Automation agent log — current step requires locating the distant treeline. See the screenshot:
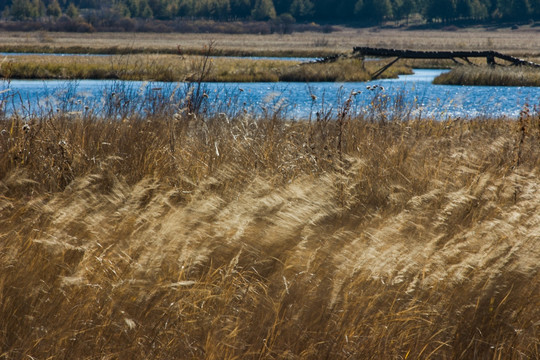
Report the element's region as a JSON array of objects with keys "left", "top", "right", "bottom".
[{"left": 0, "top": 0, "right": 539, "bottom": 32}]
